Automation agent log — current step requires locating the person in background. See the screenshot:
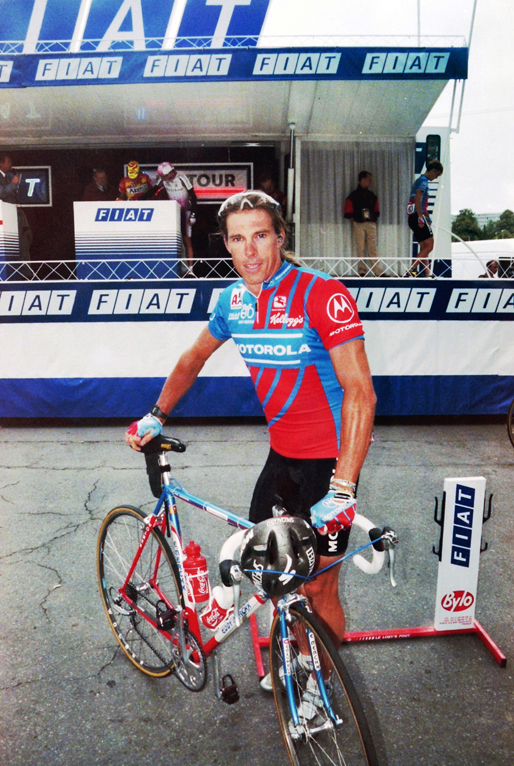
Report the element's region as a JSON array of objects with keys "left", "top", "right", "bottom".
[
  {"left": 117, "top": 161, "right": 153, "bottom": 201},
  {"left": 150, "top": 162, "right": 197, "bottom": 273},
  {"left": 0, "top": 151, "right": 33, "bottom": 264},
  {"left": 82, "top": 168, "right": 117, "bottom": 202},
  {"left": 406, "top": 159, "right": 444, "bottom": 278},
  {"left": 344, "top": 171, "right": 383, "bottom": 277},
  {"left": 257, "top": 171, "right": 286, "bottom": 213},
  {"left": 478, "top": 260, "right": 499, "bottom": 279}
]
